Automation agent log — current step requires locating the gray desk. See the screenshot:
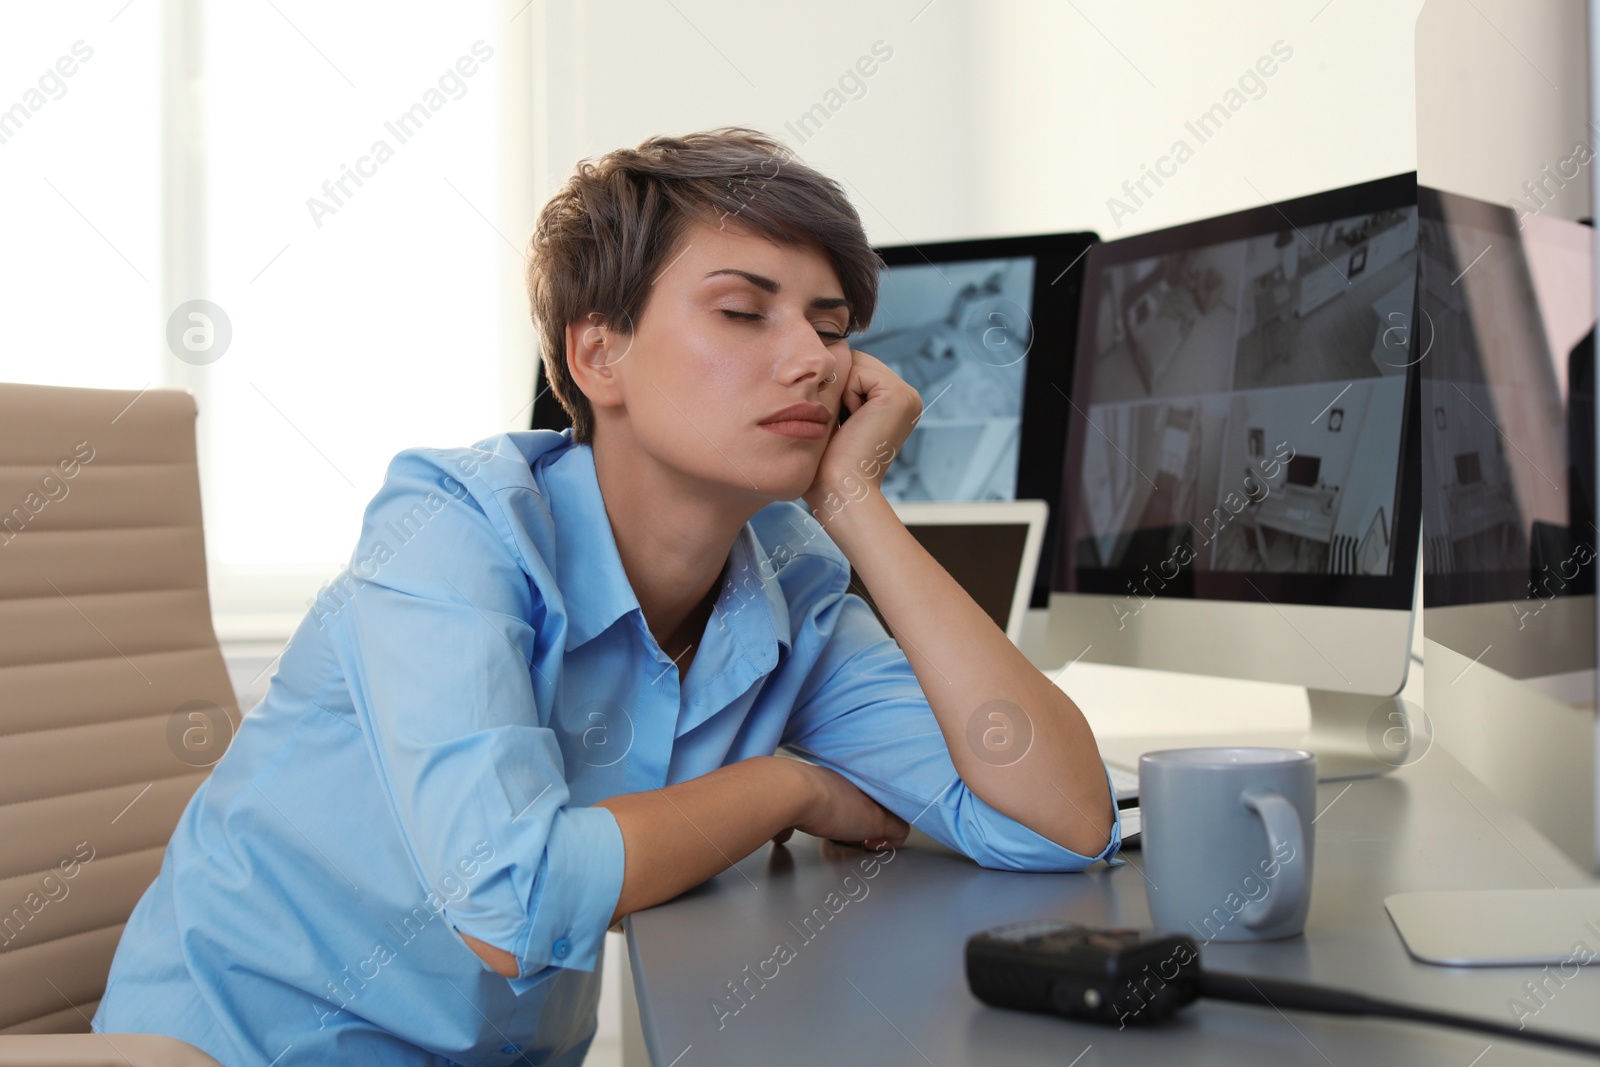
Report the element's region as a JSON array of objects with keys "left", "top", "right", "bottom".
[{"left": 624, "top": 743, "right": 1600, "bottom": 1065}]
